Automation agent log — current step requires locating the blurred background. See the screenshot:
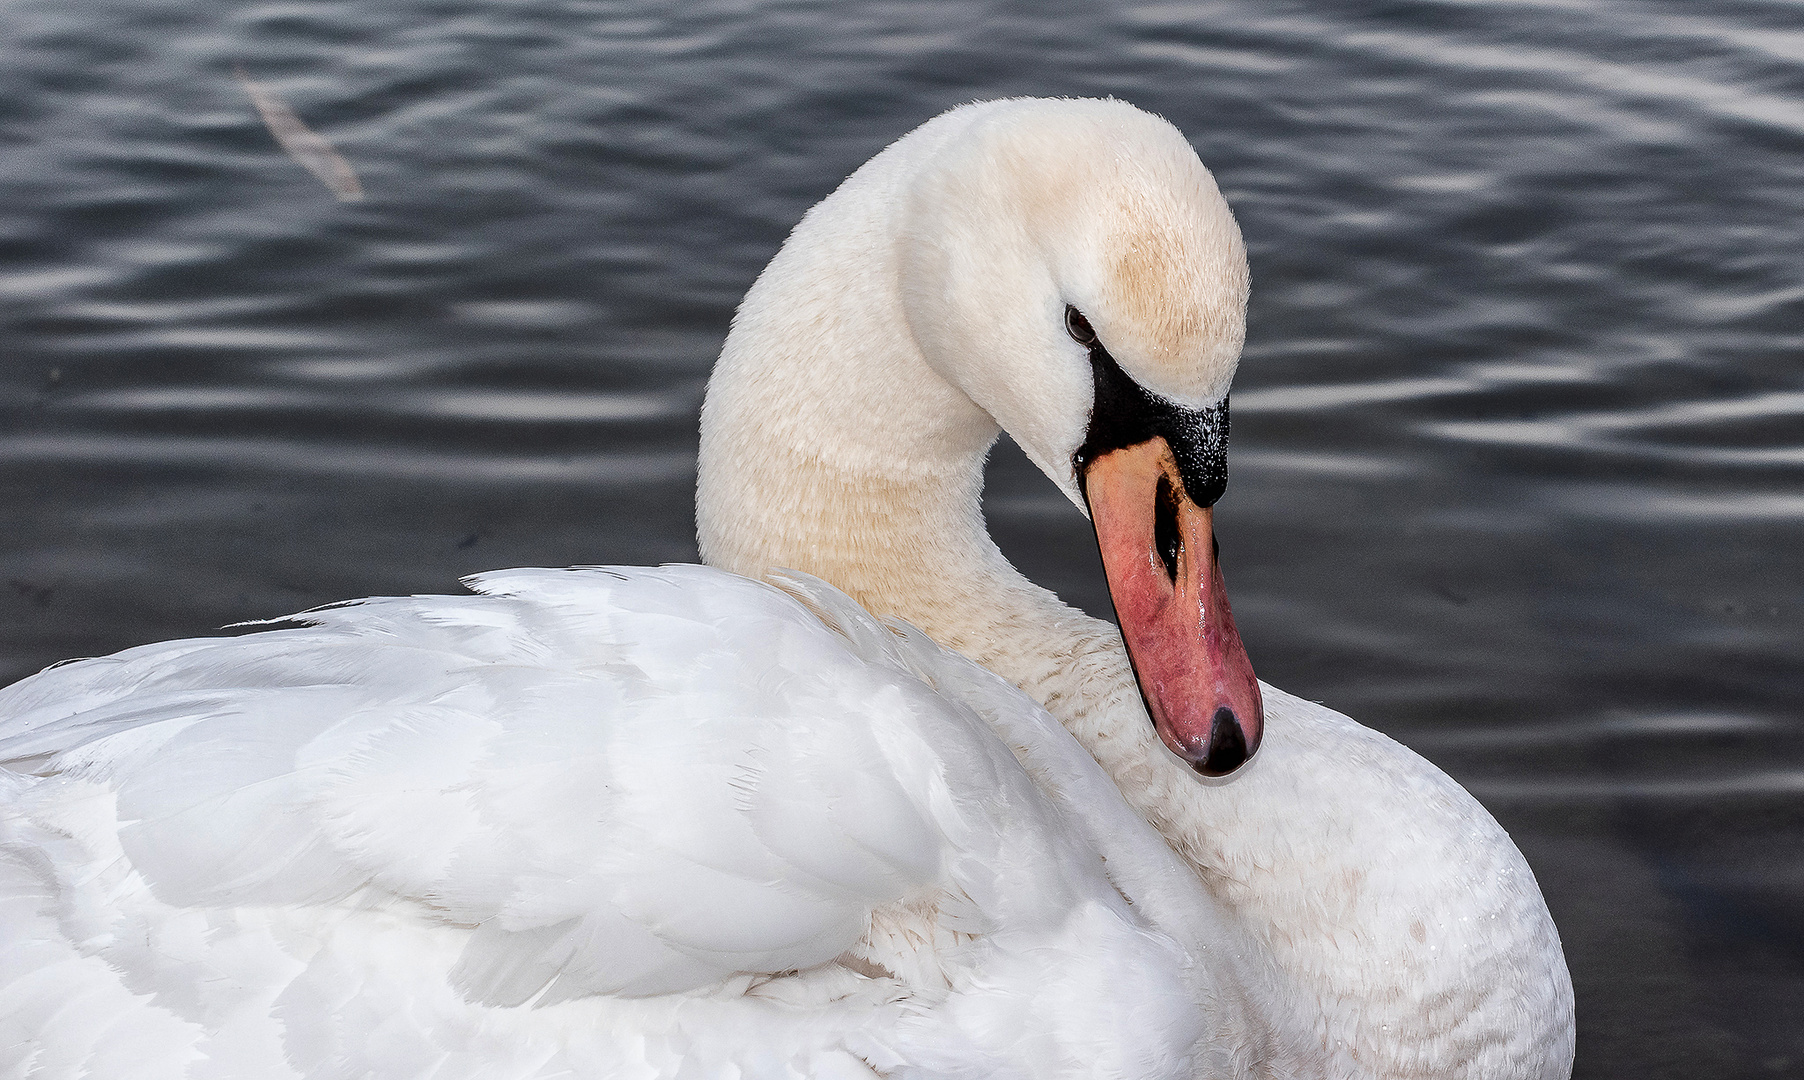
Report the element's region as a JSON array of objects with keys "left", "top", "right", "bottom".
[{"left": 2, "top": 0, "right": 1801, "bottom": 1074}]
